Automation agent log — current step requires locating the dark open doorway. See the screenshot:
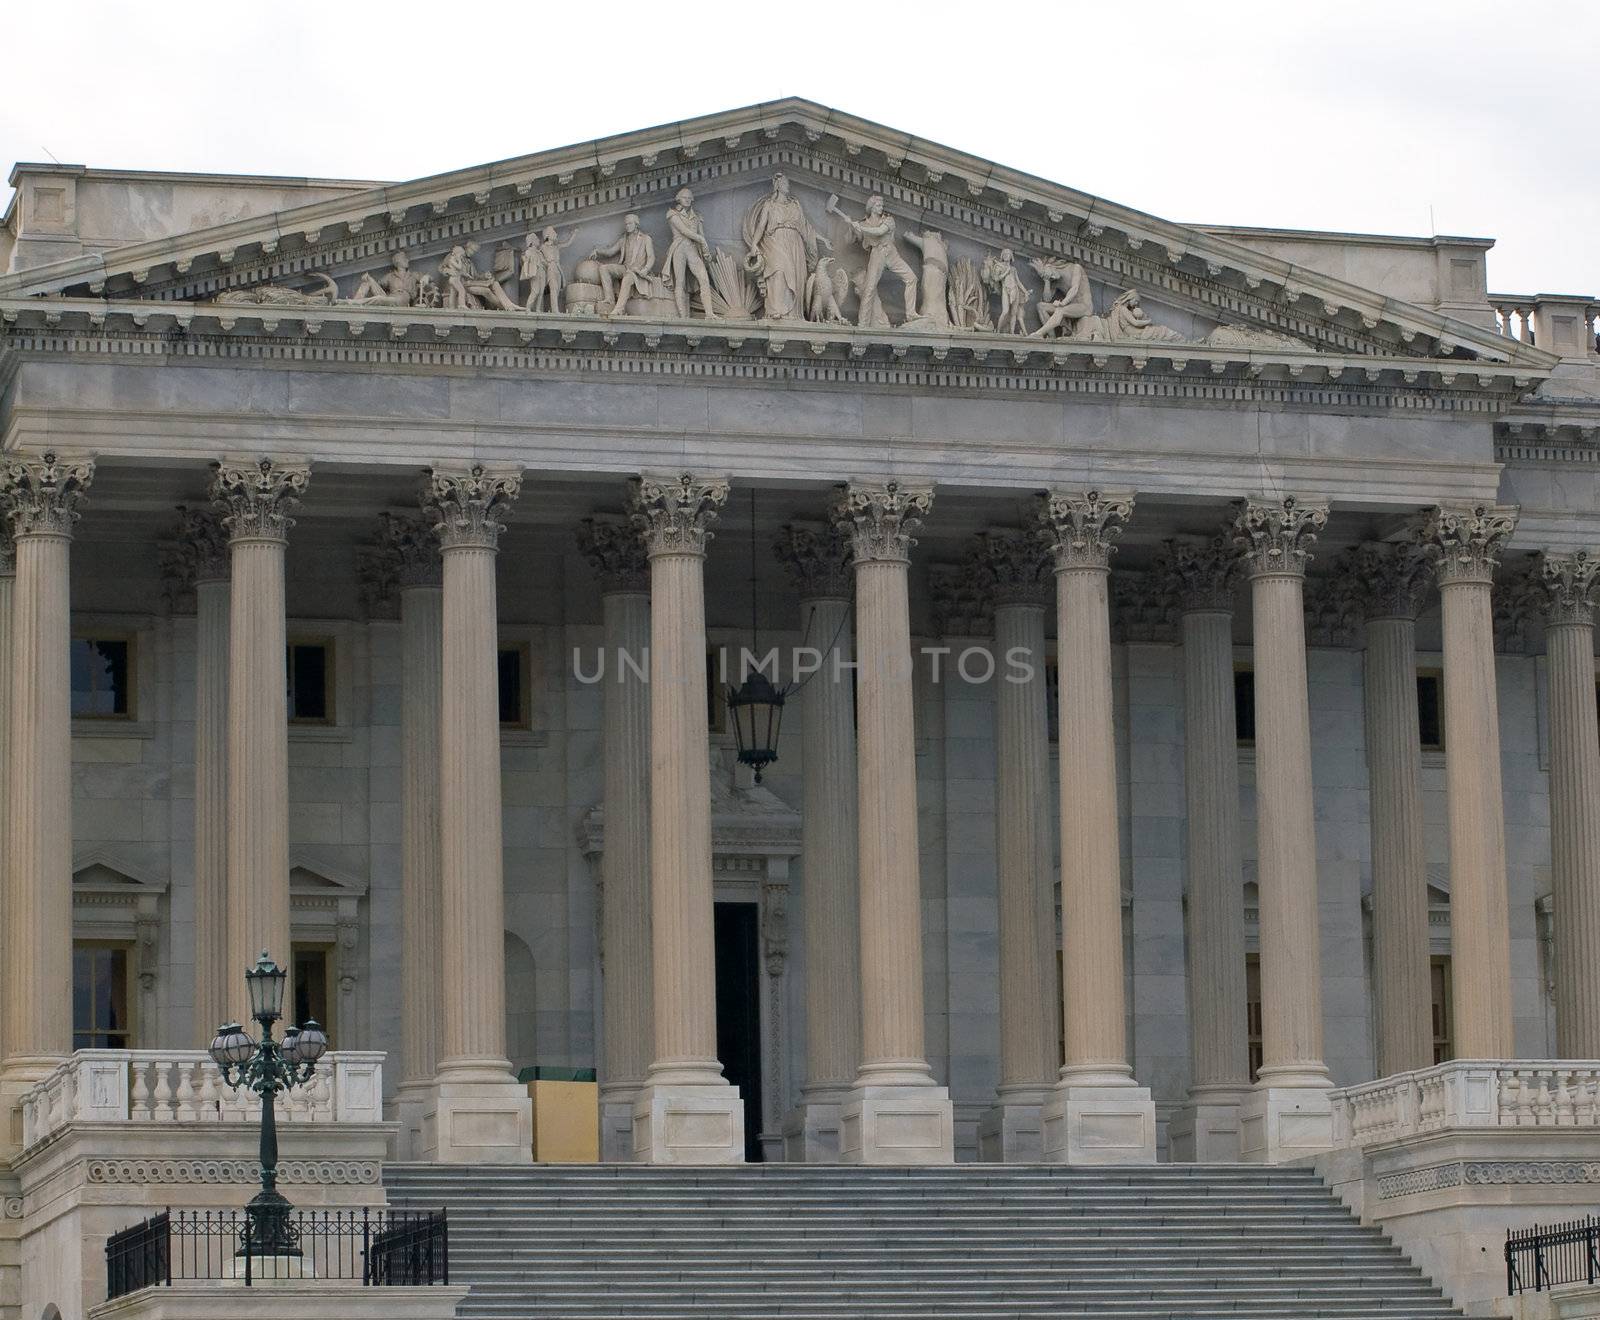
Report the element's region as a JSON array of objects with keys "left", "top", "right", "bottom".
[{"left": 714, "top": 900, "right": 764, "bottom": 1162}]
